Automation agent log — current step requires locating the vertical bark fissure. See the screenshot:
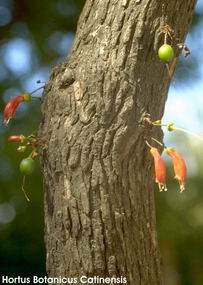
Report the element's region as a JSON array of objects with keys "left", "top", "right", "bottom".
[{"left": 40, "top": 0, "right": 196, "bottom": 284}]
